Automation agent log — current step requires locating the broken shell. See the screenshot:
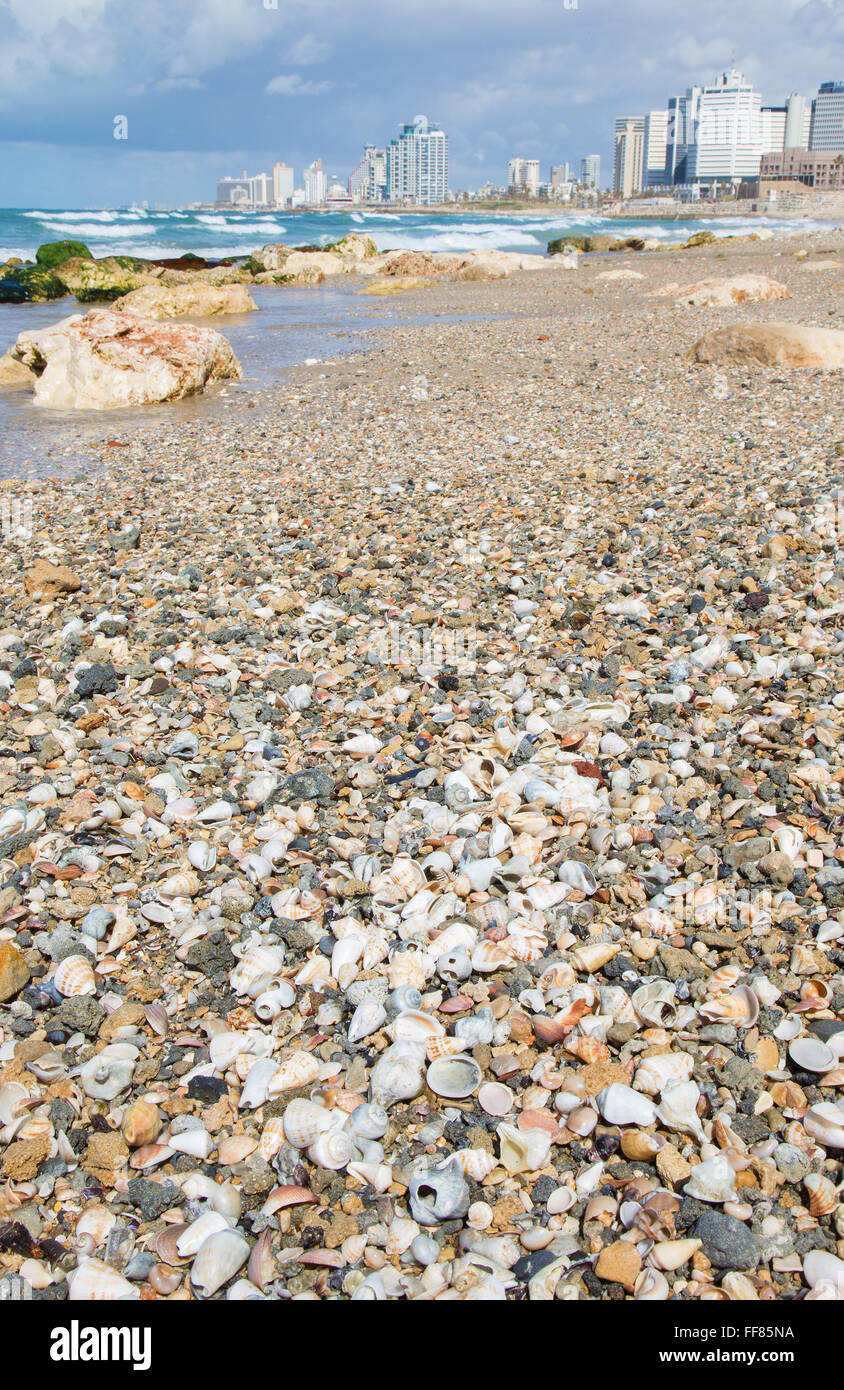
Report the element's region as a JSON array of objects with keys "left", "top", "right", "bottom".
[
  {"left": 426, "top": 1054, "right": 482, "bottom": 1100},
  {"left": 498, "top": 1123, "right": 552, "bottom": 1174},
  {"left": 634, "top": 1051, "right": 695, "bottom": 1096},
  {"left": 804, "top": 1104, "right": 844, "bottom": 1148},
  {"left": 254, "top": 982, "right": 295, "bottom": 1021},
  {"left": 67, "top": 1258, "right": 140, "bottom": 1302},
  {"left": 187, "top": 840, "right": 217, "bottom": 872},
  {"left": 408, "top": 1157, "right": 470, "bottom": 1224},
  {"left": 596, "top": 1083, "right": 657, "bottom": 1127},
  {"left": 369, "top": 1047, "right": 425, "bottom": 1108},
  {"left": 78, "top": 1044, "right": 137, "bottom": 1101},
  {"left": 632, "top": 981, "right": 678, "bottom": 1028},
  {"left": 656, "top": 1079, "right": 705, "bottom": 1145},
  {"left": 684, "top": 1153, "right": 738, "bottom": 1204}
]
